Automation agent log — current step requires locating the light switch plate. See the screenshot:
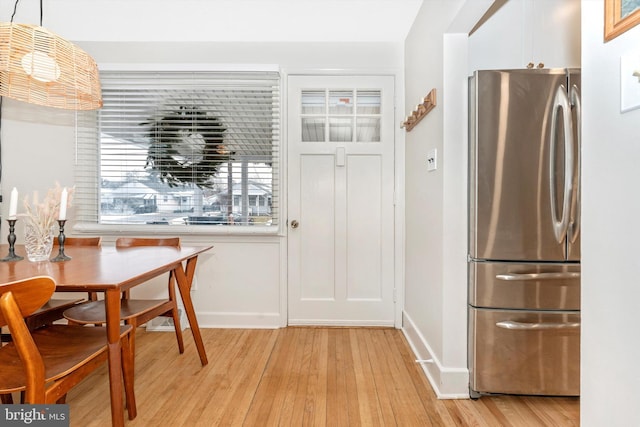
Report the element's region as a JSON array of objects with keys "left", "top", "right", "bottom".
[
  {"left": 621, "top": 52, "right": 640, "bottom": 113},
  {"left": 427, "top": 148, "right": 437, "bottom": 171}
]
